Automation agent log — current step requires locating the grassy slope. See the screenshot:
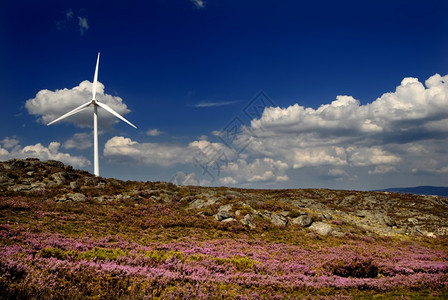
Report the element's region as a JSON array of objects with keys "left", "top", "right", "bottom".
[{"left": 0, "top": 162, "right": 447, "bottom": 299}]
